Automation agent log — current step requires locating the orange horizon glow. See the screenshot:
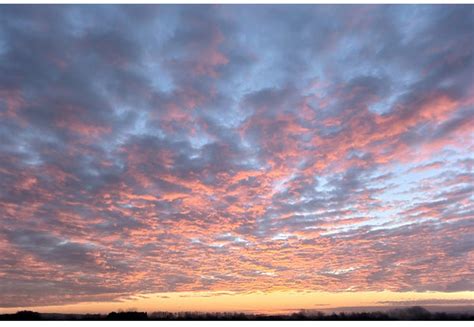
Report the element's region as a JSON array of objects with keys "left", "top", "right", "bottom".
[{"left": 2, "top": 290, "right": 474, "bottom": 315}]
